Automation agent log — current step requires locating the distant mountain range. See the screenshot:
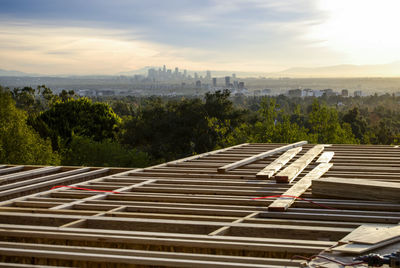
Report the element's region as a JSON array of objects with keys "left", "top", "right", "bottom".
[
  {"left": 2, "top": 61, "right": 400, "bottom": 78},
  {"left": 276, "top": 61, "right": 400, "bottom": 77},
  {"left": 0, "top": 69, "right": 40, "bottom": 77}
]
